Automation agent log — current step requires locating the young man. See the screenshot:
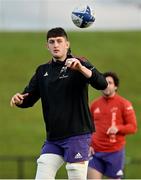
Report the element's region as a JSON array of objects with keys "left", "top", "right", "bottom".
[
  {"left": 88, "top": 72, "right": 137, "bottom": 179},
  {"left": 10, "top": 27, "right": 107, "bottom": 179}
]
